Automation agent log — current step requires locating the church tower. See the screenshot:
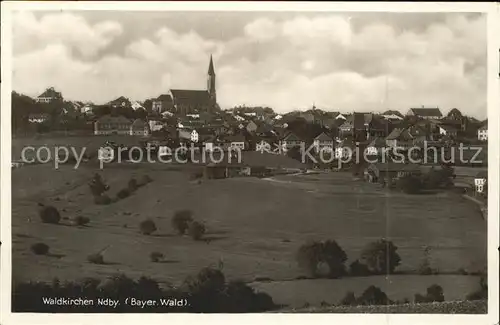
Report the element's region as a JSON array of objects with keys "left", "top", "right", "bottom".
[{"left": 207, "top": 55, "right": 216, "bottom": 102}]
